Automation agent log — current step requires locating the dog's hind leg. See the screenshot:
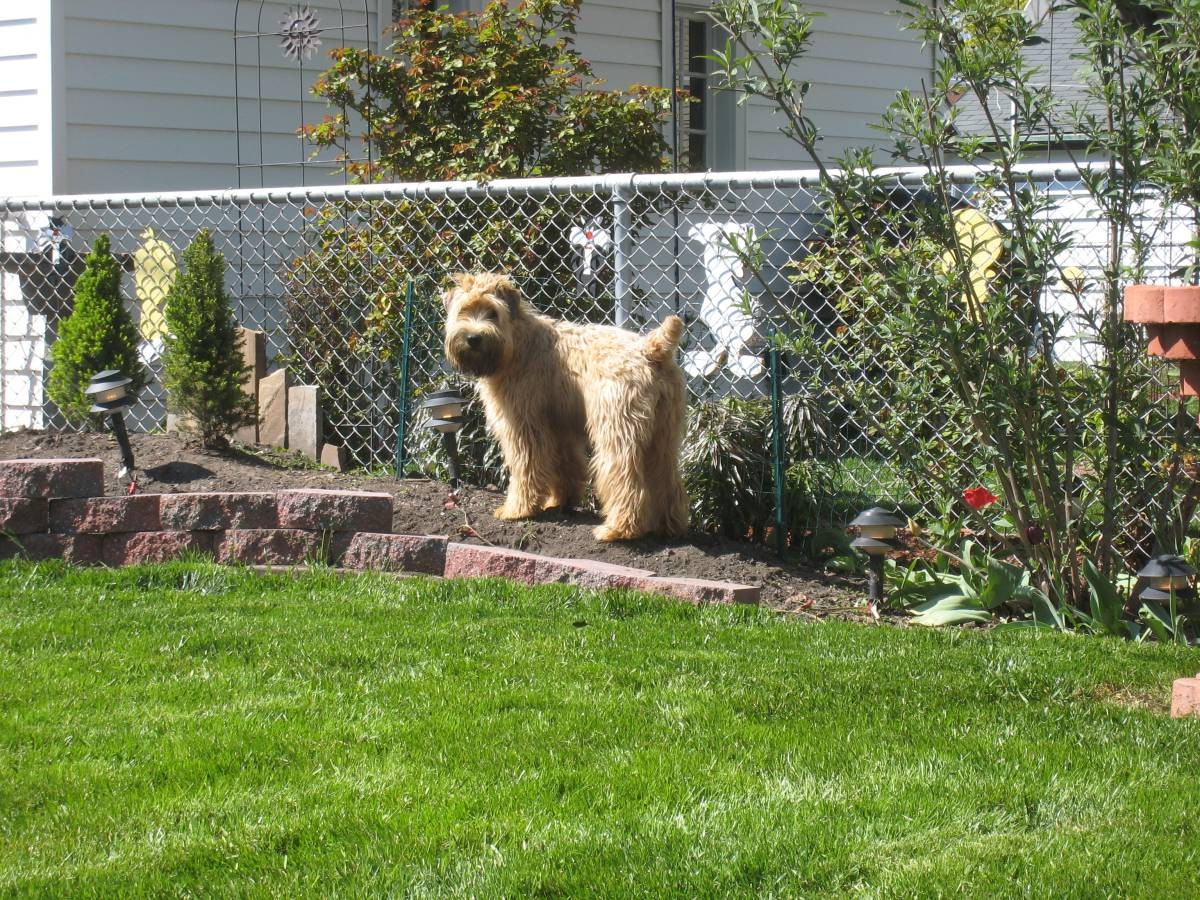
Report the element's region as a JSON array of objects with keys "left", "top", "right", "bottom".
[
  {"left": 588, "top": 398, "right": 654, "bottom": 541},
  {"left": 544, "top": 435, "right": 588, "bottom": 511}
]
